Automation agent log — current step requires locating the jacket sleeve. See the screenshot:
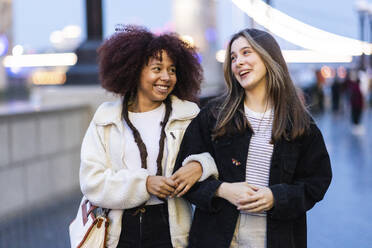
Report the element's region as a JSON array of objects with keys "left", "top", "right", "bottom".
[
  {"left": 79, "top": 121, "right": 151, "bottom": 210},
  {"left": 174, "top": 108, "right": 223, "bottom": 212},
  {"left": 181, "top": 152, "right": 219, "bottom": 181},
  {"left": 268, "top": 125, "right": 332, "bottom": 220}
]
